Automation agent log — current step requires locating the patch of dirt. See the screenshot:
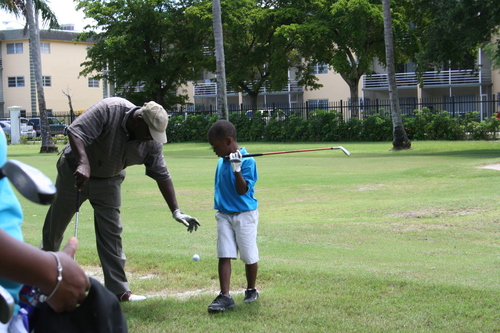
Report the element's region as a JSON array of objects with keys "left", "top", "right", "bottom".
[
  {"left": 80, "top": 265, "right": 230, "bottom": 299},
  {"left": 391, "top": 208, "right": 481, "bottom": 219},
  {"left": 357, "top": 184, "right": 386, "bottom": 191},
  {"left": 478, "top": 164, "right": 500, "bottom": 171}
]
